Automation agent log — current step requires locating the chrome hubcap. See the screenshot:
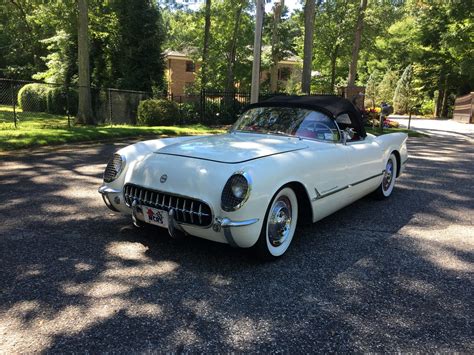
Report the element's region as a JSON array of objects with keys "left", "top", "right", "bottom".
[
  {"left": 383, "top": 159, "right": 394, "bottom": 191},
  {"left": 268, "top": 197, "right": 292, "bottom": 247}
]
